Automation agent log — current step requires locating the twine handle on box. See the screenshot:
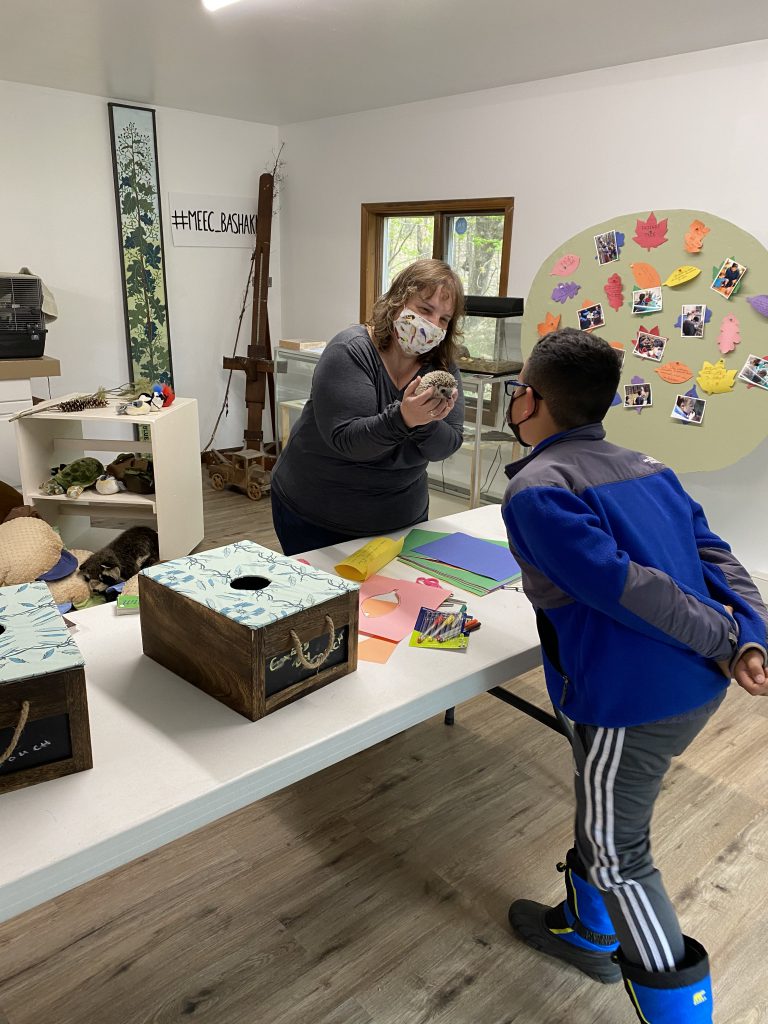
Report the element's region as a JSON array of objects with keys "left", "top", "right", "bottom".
[
  {"left": 0, "top": 700, "right": 30, "bottom": 766},
  {"left": 289, "top": 616, "right": 336, "bottom": 670}
]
